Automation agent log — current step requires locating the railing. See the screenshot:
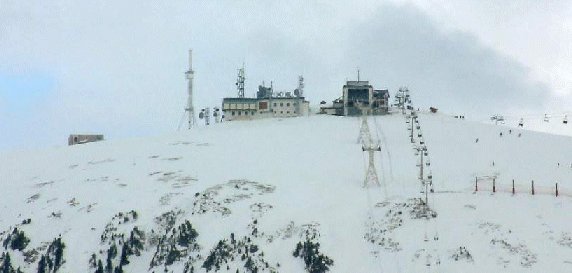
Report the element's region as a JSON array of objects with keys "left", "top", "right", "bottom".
[{"left": 473, "top": 177, "right": 567, "bottom": 197}]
